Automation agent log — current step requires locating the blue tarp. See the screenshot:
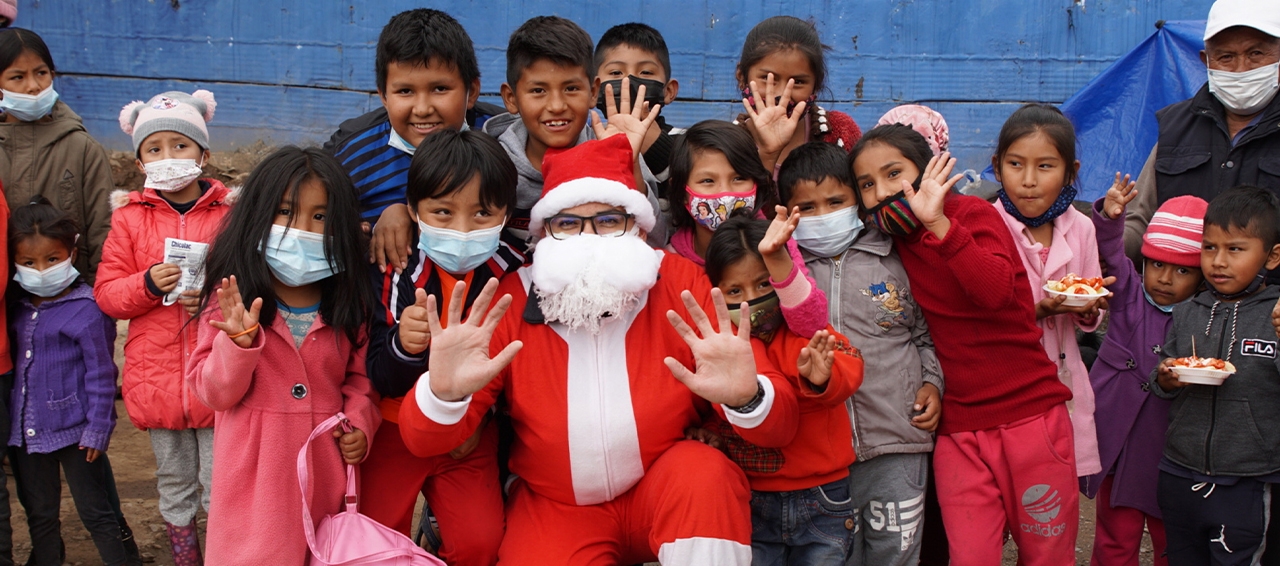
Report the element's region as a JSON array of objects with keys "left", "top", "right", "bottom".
[{"left": 983, "top": 20, "right": 1208, "bottom": 203}]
